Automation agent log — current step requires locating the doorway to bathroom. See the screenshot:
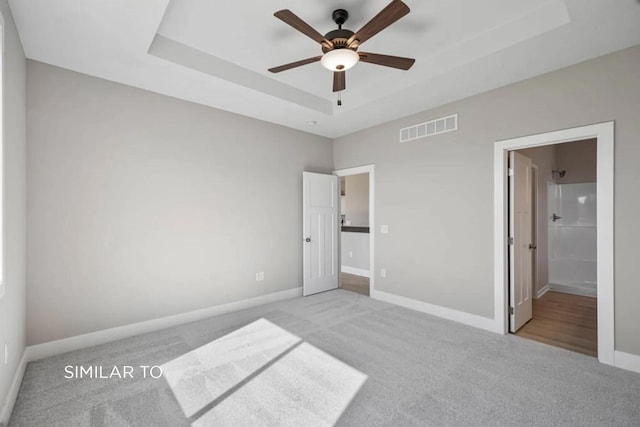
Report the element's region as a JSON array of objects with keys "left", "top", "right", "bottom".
[
  {"left": 494, "top": 122, "right": 614, "bottom": 365},
  {"left": 511, "top": 139, "right": 598, "bottom": 356},
  {"left": 334, "top": 165, "right": 375, "bottom": 297}
]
